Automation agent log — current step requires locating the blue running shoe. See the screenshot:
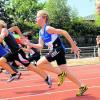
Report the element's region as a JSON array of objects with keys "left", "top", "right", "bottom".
[{"left": 45, "top": 75, "right": 52, "bottom": 88}]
